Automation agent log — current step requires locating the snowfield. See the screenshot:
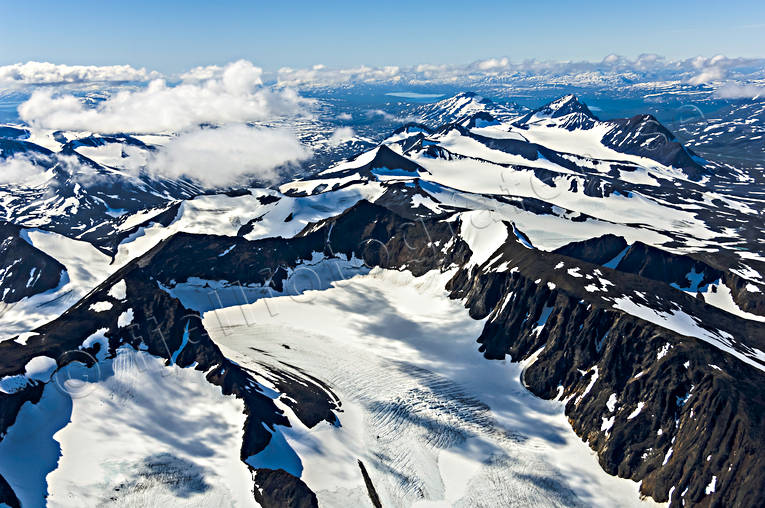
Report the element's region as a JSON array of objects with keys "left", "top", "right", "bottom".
[
  {"left": 0, "top": 348, "right": 256, "bottom": 508},
  {"left": 0, "top": 229, "right": 113, "bottom": 341},
  {"left": 201, "top": 267, "right": 663, "bottom": 507}
]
